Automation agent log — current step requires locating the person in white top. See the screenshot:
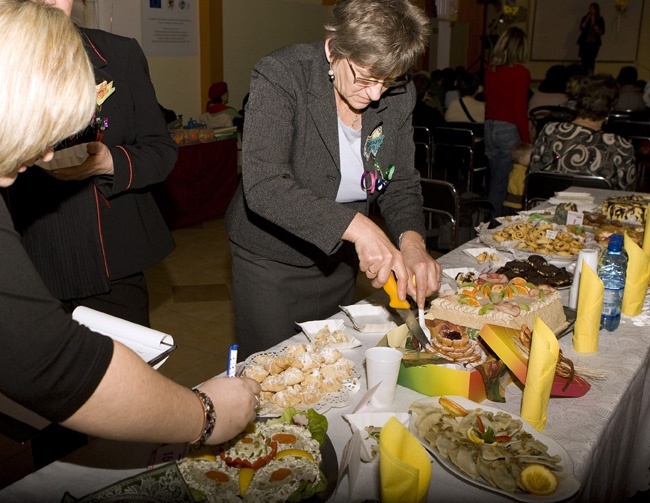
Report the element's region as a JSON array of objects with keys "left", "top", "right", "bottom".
[{"left": 444, "top": 73, "right": 485, "bottom": 123}]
